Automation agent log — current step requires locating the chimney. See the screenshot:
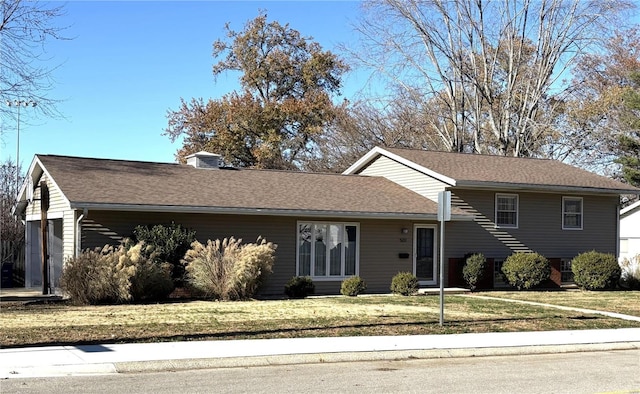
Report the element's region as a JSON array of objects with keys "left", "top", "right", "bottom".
[{"left": 186, "top": 151, "right": 221, "bottom": 169}]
